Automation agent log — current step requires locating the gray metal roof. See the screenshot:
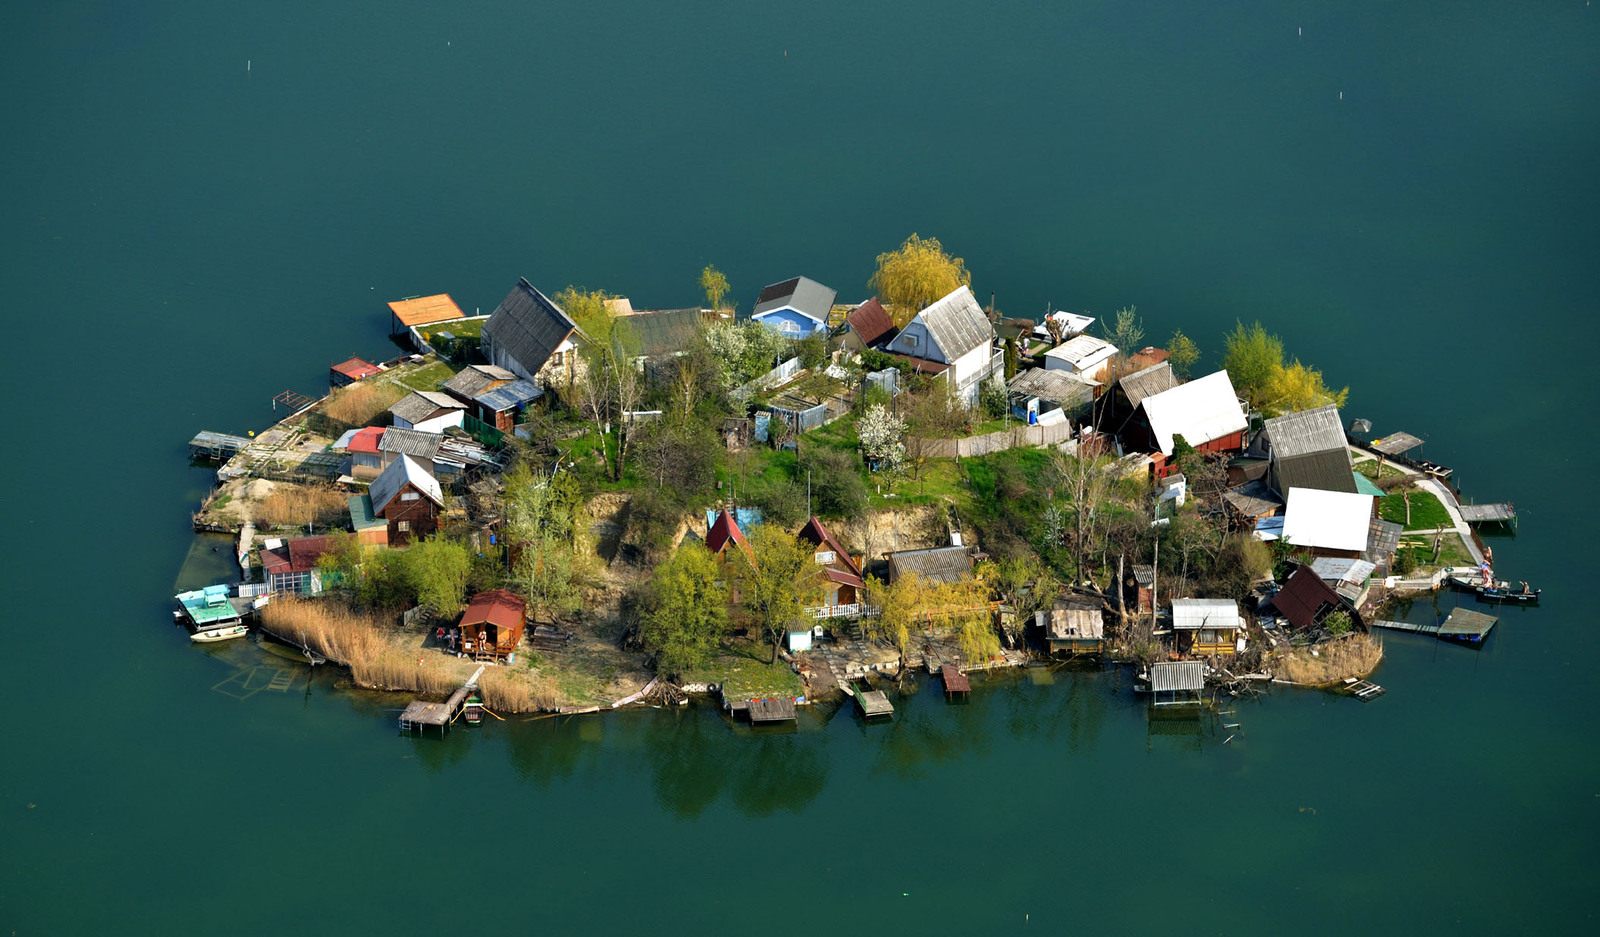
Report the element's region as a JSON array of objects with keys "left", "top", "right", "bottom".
[
  {"left": 752, "top": 276, "right": 837, "bottom": 325},
  {"left": 474, "top": 379, "right": 543, "bottom": 413},
  {"left": 1150, "top": 660, "right": 1206, "bottom": 693},
  {"left": 1045, "top": 606, "right": 1104, "bottom": 641},
  {"left": 1118, "top": 361, "right": 1178, "bottom": 408},
  {"left": 482, "top": 277, "right": 580, "bottom": 377},
  {"left": 389, "top": 391, "right": 465, "bottom": 425},
  {"left": 443, "top": 364, "right": 516, "bottom": 399},
  {"left": 1371, "top": 431, "right": 1424, "bottom": 456},
  {"left": 1223, "top": 479, "right": 1284, "bottom": 517},
  {"left": 1264, "top": 405, "right": 1348, "bottom": 458},
  {"left": 1310, "top": 557, "right": 1376, "bottom": 585},
  {"left": 622, "top": 307, "right": 706, "bottom": 358},
  {"left": 1171, "top": 598, "right": 1241, "bottom": 631},
  {"left": 370, "top": 454, "right": 443, "bottom": 514},
  {"left": 886, "top": 545, "right": 973, "bottom": 585},
  {"left": 377, "top": 426, "right": 443, "bottom": 459},
  {"left": 902, "top": 285, "right": 994, "bottom": 360},
  {"left": 1008, "top": 367, "right": 1095, "bottom": 409}
]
